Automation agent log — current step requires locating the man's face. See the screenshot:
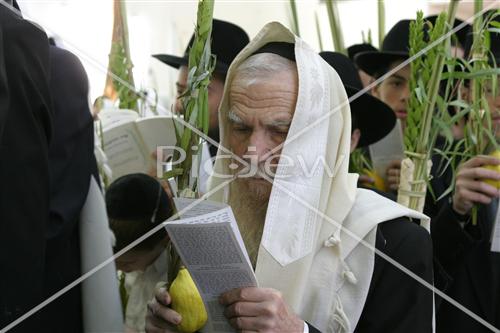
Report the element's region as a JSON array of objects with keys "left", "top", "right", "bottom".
[
  {"left": 175, "top": 65, "right": 225, "bottom": 141},
  {"left": 227, "top": 68, "right": 298, "bottom": 201},
  {"left": 372, "top": 60, "right": 411, "bottom": 129}
]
